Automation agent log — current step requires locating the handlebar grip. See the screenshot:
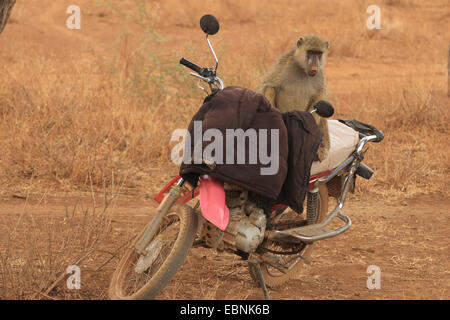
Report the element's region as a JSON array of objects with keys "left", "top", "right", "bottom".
[
  {"left": 179, "top": 57, "right": 203, "bottom": 74},
  {"left": 373, "top": 129, "right": 384, "bottom": 143}
]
